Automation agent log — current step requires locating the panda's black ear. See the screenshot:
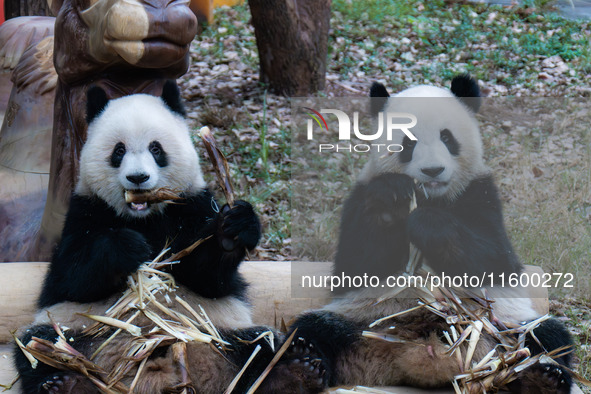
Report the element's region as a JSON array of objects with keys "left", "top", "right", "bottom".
[
  {"left": 86, "top": 86, "right": 109, "bottom": 124},
  {"left": 369, "top": 82, "right": 390, "bottom": 117},
  {"left": 370, "top": 82, "right": 390, "bottom": 98},
  {"left": 161, "top": 80, "right": 186, "bottom": 117},
  {"left": 450, "top": 74, "right": 482, "bottom": 113}
]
